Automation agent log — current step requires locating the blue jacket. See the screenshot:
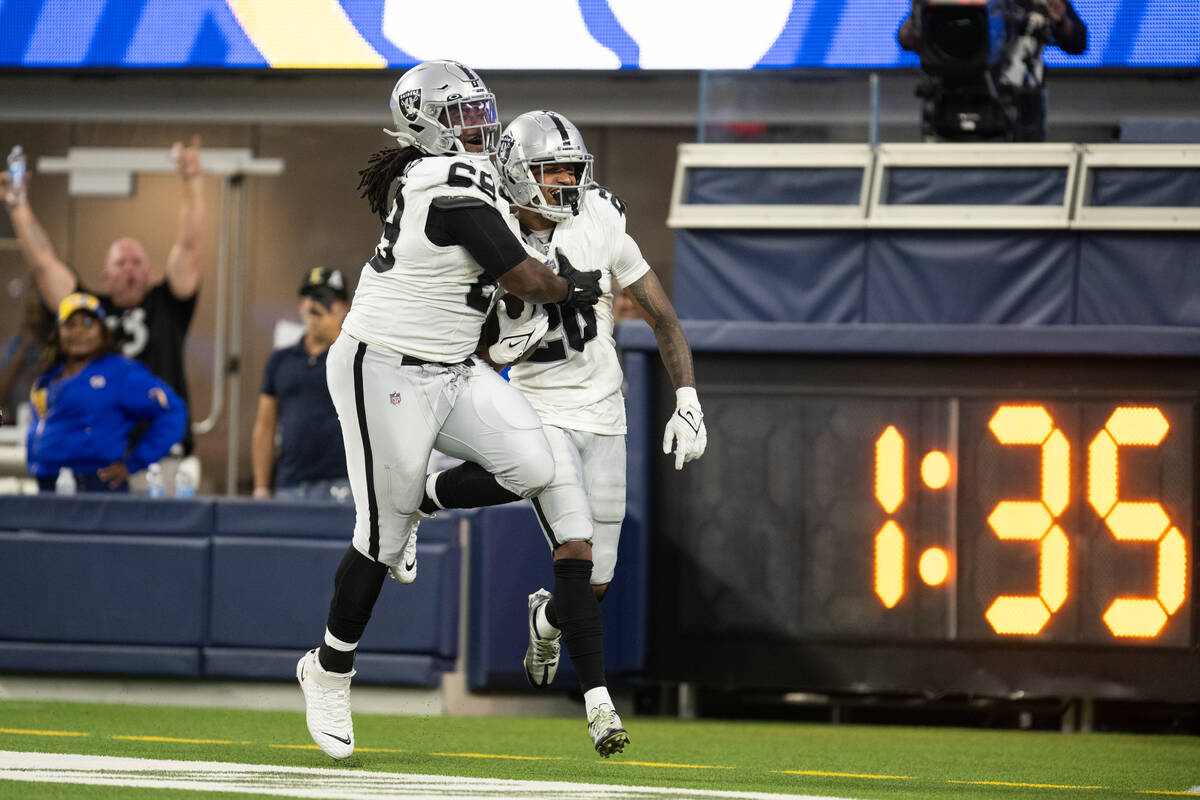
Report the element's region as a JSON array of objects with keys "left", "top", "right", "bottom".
[{"left": 27, "top": 353, "right": 186, "bottom": 478}]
